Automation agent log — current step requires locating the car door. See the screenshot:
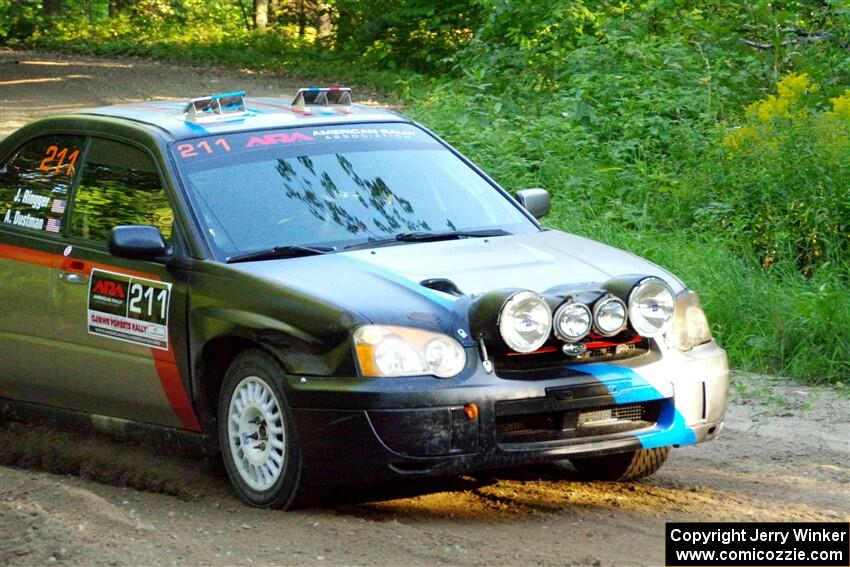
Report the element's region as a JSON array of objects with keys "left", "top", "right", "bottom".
[
  {"left": 51, "top": 137, "right": 200, "bottom": 431},
  {"left": 0, "top": 134, "right": 84, "bottom": 406}
]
